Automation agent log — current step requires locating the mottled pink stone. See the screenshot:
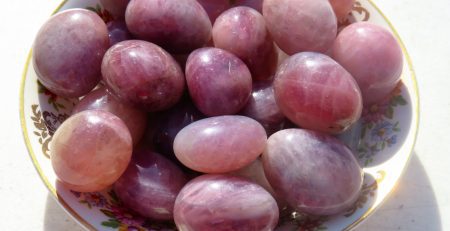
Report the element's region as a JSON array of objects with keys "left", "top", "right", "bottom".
[
  {"left": 51, "top": 110, "right": 132, "bottom": 192},
  {"left": 174, "top": 174, "right": 279, "bottom": 231},
  {"left": 262, "top": 129, "right": 363, "bottom": 216},
  {"left": 114, "top": 147, "right": 188, "bottom": 220},
  {"left": 329, "top": 0, "right": 355, "bottom": 22},
  {"left": 99, "top": 0, "right": 130, "bottom": 19},
  {"left": 185, "top": 47, "right": 252, "bottom": 116},
  {"left": 72, "top": 87, "right": 147, "bottom": 145},
  {"left": 331, "top": 22, "right": 403, "bottom": 106},
  {"left": 241, "top": 81, "right": 285, "bottom": 135},
  {"left": 106, "top": 21, "right": 132, "bottom": 46},
  {"left": 263, "top": 0, "right": 337, "bottom": 54},
  {"left": 173, "top": 115, "right": 267, "bottom": 173},
  {"left": 125, "top": 0, "right": 212, "bottom": 53},
  {"left": 213, "top": 6, "right": 277, "bottom": 80},
  {"left": 33, "top": 9, "right": 109, "bottom": 98},
  {"left": 274, "top": 52, "right": 362, "bottom": 134},
  {"left": 234, "top": 0, "right": 263, "bottom": 13},
  {"left": 101, "top": 40, "right": 185, "bottom": 112},
  {"left": 197, "top": 0, "right": 230, "bottom": 22}
]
